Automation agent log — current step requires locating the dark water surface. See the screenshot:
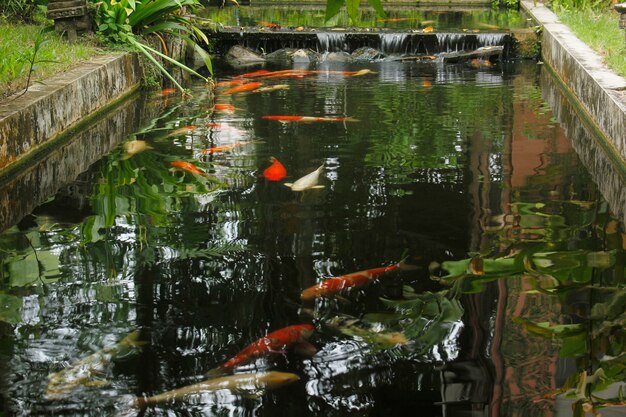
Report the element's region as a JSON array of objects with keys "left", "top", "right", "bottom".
[{"left": 0, "top": 60, "right": 625, "bottom": 417}]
